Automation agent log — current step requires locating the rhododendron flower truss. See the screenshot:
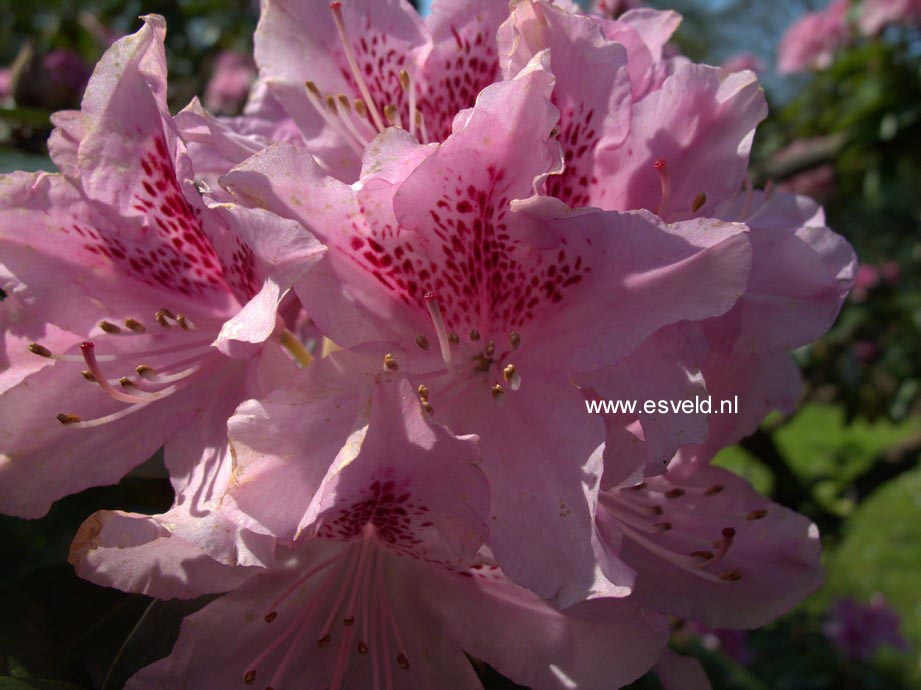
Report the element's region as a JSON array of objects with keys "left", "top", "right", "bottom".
[
  {"left": 0, "top": 16, "right": 325, "bottom": 520},
  {"left": 594, "top": 461, "right": 822, "bottom": 630},
  {"left": 126, "top": 374, "right": 667, "bottom": 690},
  {"left": 255, "top": 0, "right": 511, "bottom": 180},
  {"left": 221, "top": 54, "right": 753, "bottom": 604}
]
